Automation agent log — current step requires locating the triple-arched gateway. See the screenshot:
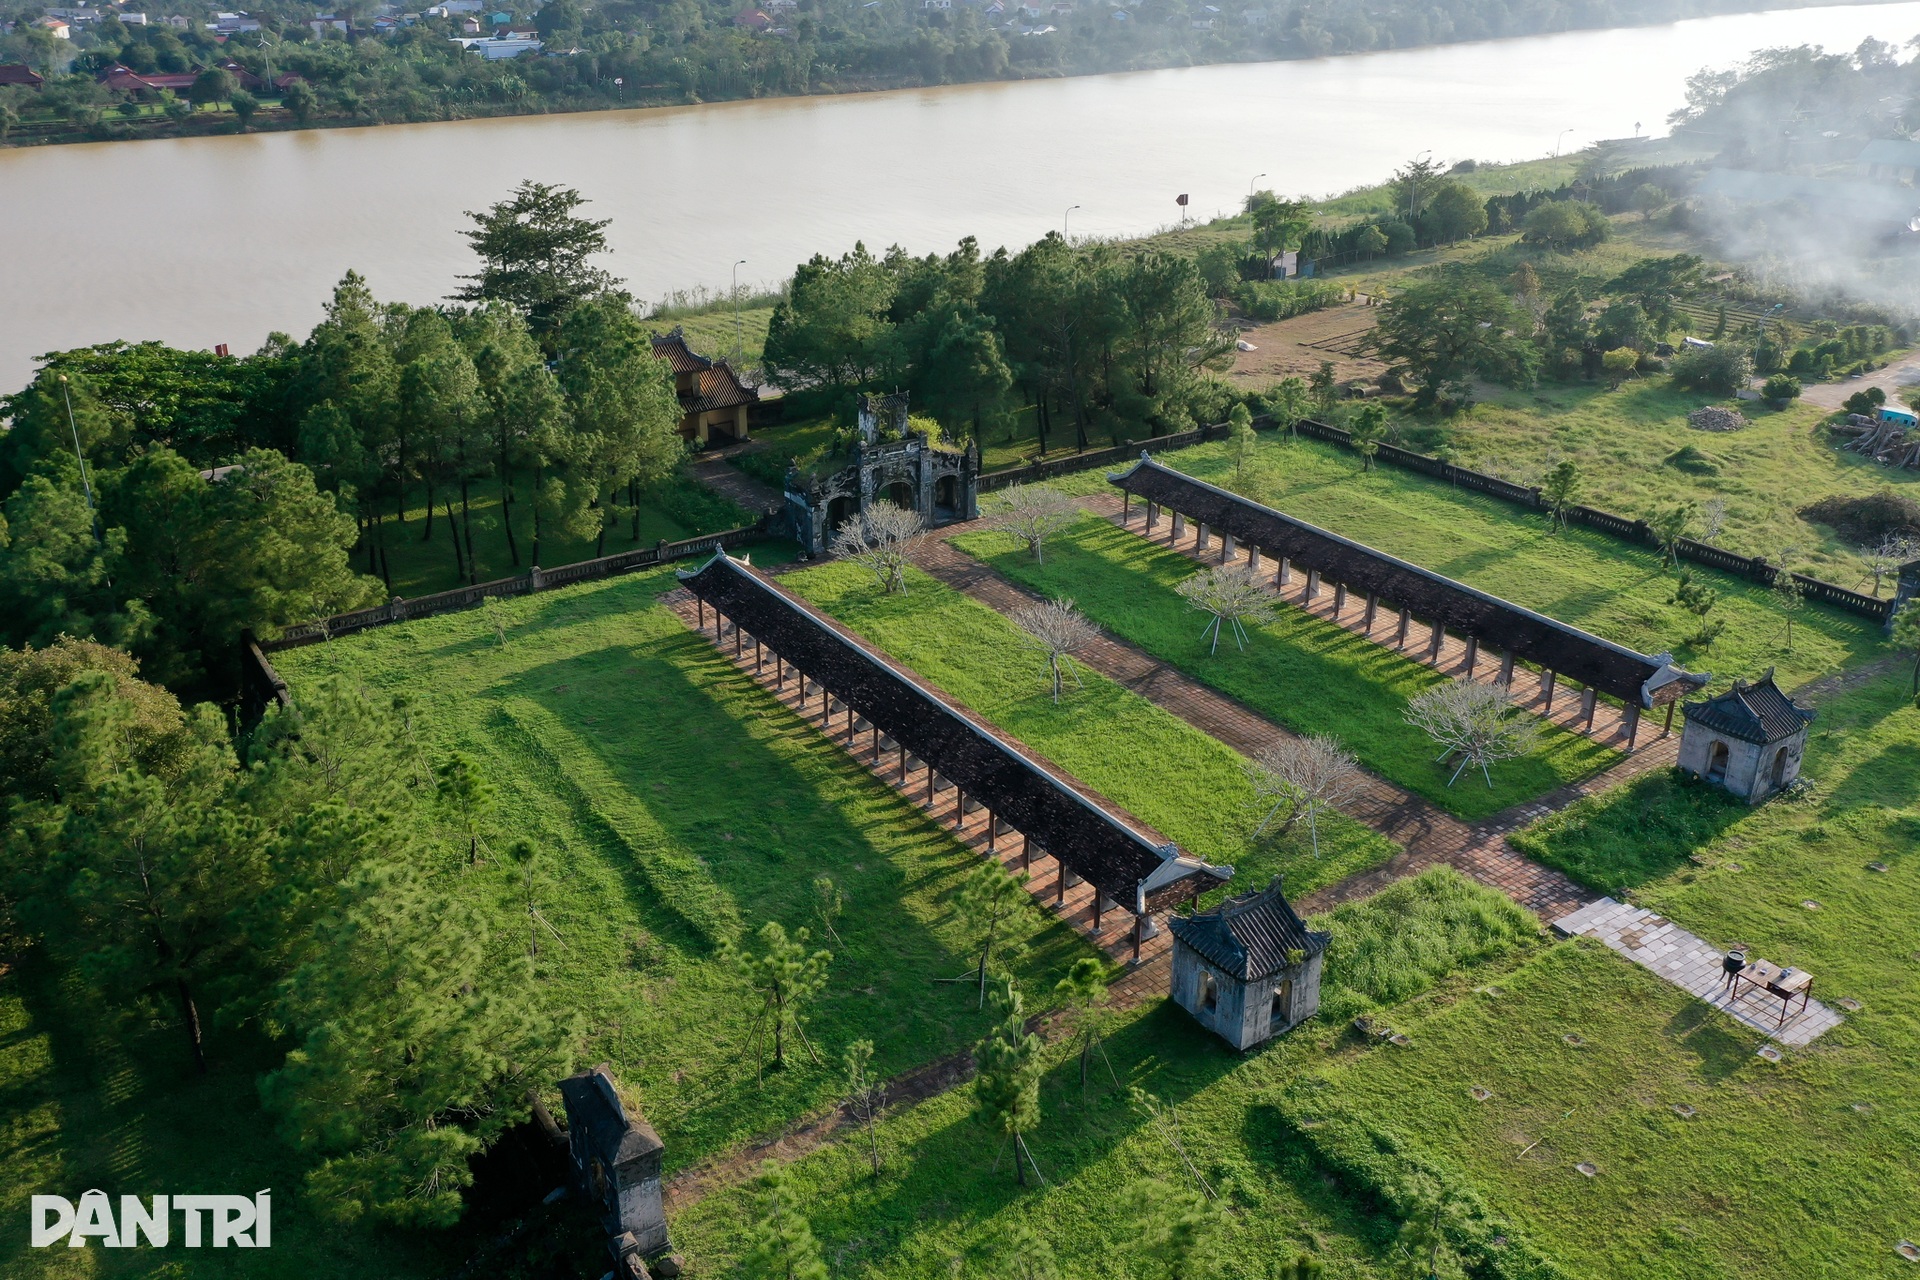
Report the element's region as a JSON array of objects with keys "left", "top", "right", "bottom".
[
  {"left": 677, "top": 551, "right": 1233, "bottom": 957},
  {"left": 1108, "top": 456, "right": 1709, "bottom": 749}
]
